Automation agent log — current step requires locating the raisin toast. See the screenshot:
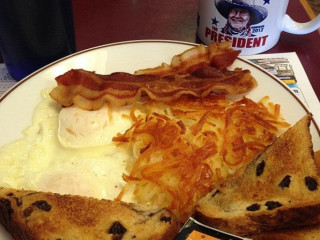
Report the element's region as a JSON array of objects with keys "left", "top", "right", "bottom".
[
  {"left": 194, "top": 114, "right": 320, "bottom": 236},
  {"left": 0, "top": 187, "right": 181, "bottom": 240},
  {"left": 249, "top": 149, "right": 320, "bottom": 240}
]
